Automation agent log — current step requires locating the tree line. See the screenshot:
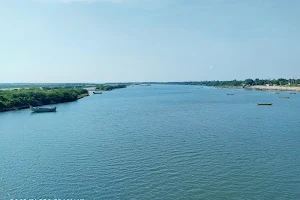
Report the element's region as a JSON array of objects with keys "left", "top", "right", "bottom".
[
  {"left": 0, "top": 83, "right": 97, "bottom": 89},
  {"left": 163, "top": 78, "right": 300, "bottom": 87},
  {"left": 95, "top": 84, "right": 127, "bottom": 91},
  {"left": 0, "top": 88, "right": 89, "bottom": 112}
]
